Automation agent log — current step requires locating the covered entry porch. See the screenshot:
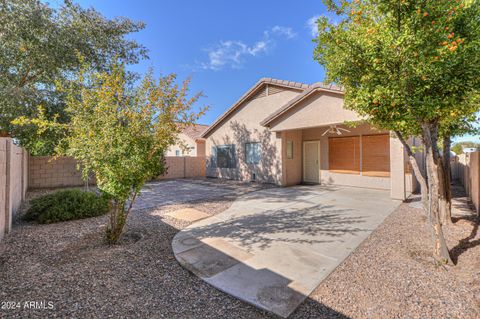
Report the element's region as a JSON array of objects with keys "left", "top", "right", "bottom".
[
  {"left": 260, "top": 83, "right": 415, "bottom": 200},
  {"left": 277, "top": 123, "right": 414, "bottom": 200}
]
